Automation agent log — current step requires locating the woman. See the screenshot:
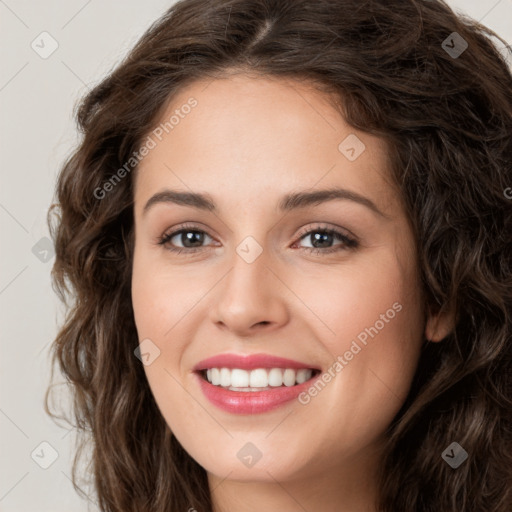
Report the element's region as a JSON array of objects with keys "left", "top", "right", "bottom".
[{"left": 45, "top": 0, "right": 512, "bottom": 510}]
